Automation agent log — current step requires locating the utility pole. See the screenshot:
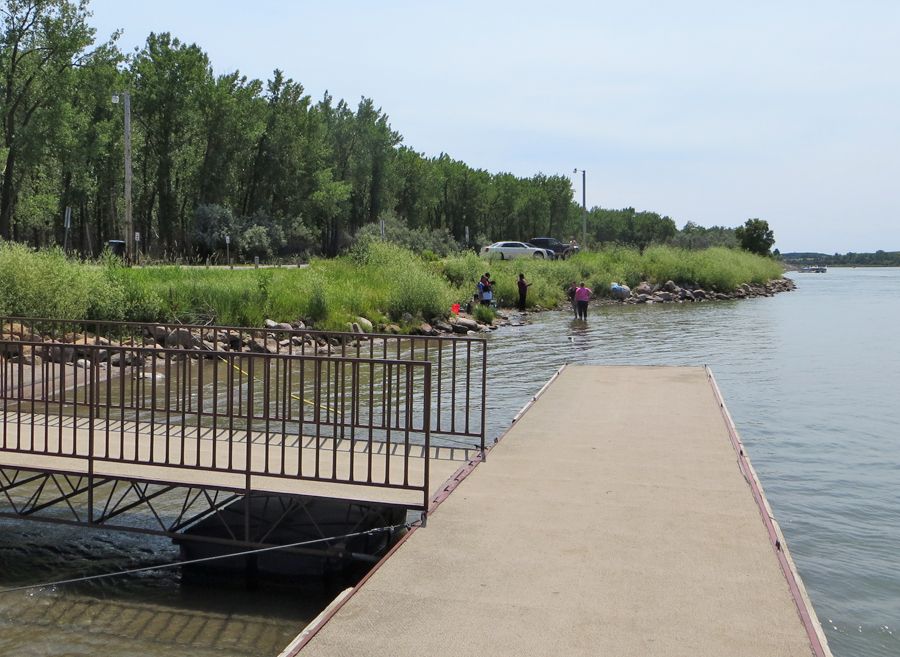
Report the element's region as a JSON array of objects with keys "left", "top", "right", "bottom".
[
  {"left": 113, "top": 92, "right": 133, "bottom": 262},
  {"left": 574, "top": 168, "right": 587, "bottom": 246}
]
